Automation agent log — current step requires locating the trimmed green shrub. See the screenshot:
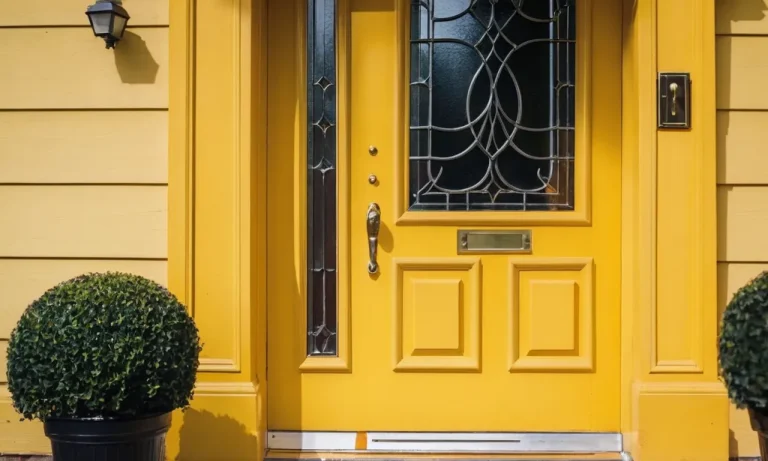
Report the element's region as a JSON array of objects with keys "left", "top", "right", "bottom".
[
  {"left": 5, "top": 272, "right": 202, "bottom": 421},
  {"left": 719, "top": 270, "right": 768, "bottom": 410}
]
